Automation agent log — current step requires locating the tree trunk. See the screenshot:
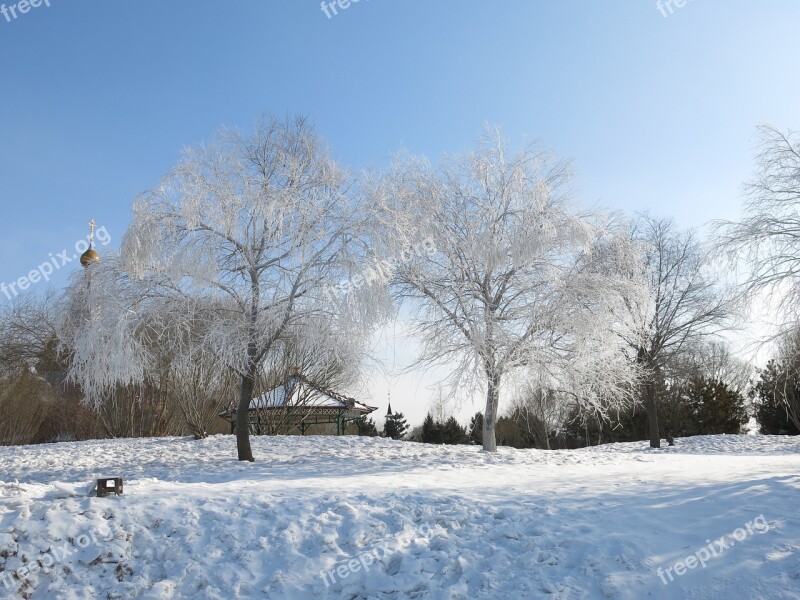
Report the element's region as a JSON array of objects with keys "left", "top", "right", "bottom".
[
  {"left": 482, "top": 370, "right": 501, "bottom": 452},
  {"left": 645, "top": 377, "right": 661, "bottom": 449},
  {"left": 236, "top": 366, "right": 256, "bottom": 462},
  {"left": 237, "top": 273, "right": 261, "bottom": 462},
  {"left": 637, "top": 349, "right": 661, "bottom": 449}
]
